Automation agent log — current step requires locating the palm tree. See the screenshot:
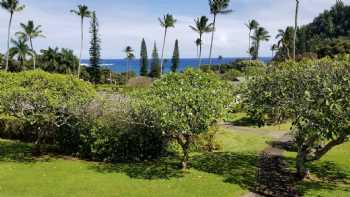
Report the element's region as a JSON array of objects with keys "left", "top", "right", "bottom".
[
  {"left": 276, "top": 27, "right": 294, "bottom": 59},
  {"left": 0, "top": 0, "right": 25, "bottom": 71},
  {"left": 208, "top": 0, "right": 232, "bottom": 67},
  {"left": 195, "top": 38, "right": 201, "bottom": 58},
  {"left": 245, "top": 20, "right": 259, "bottom": 59},
  {"left": 159, "top": 14, "right": 176, "bottom": 75},
  {"left": 293, "top": 0, "right": 300, "bottom": 60},
  {"left": 9, "top": 38, "right": 33, "bottom": 67},
  {"left": 71, "top": 4, "right": 91, "bottom": 78},
  {"left": 271, "top": 44, "right": 278, "bottom": 59},
  {"left": 251, "top": 27, "right": 270, "bottom": 60},
  {"left": 16, "top": 20, "right": 45, "bottom": 69},
  {"left": 124, "top": 46, "right": 134, "bottom": 80},
  {"left": 189, "top": 16, "right": 214, "bottom": 66}
]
